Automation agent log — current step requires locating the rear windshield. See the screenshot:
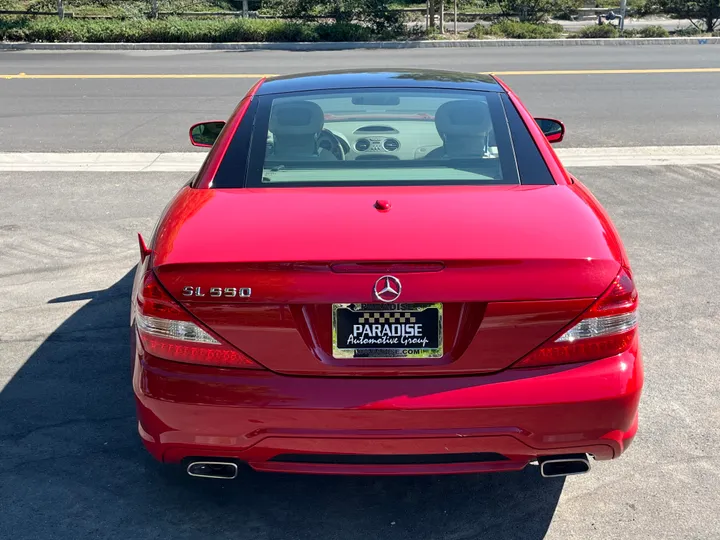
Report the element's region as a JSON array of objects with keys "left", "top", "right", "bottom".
[{"left": 238, "top": 89, "right": 523, "bottom": 188}]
